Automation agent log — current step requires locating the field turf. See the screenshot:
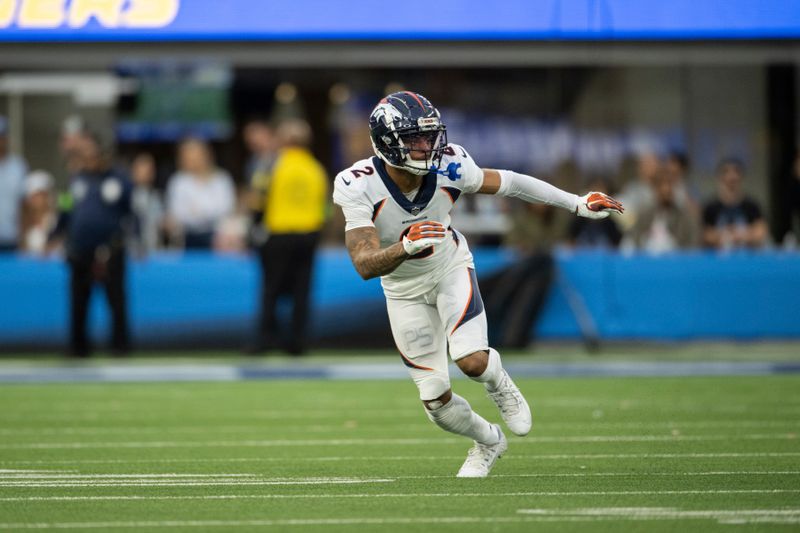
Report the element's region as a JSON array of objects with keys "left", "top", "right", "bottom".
[{"left": 0, "top": 373, "right": 799, "bottom": 531}]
